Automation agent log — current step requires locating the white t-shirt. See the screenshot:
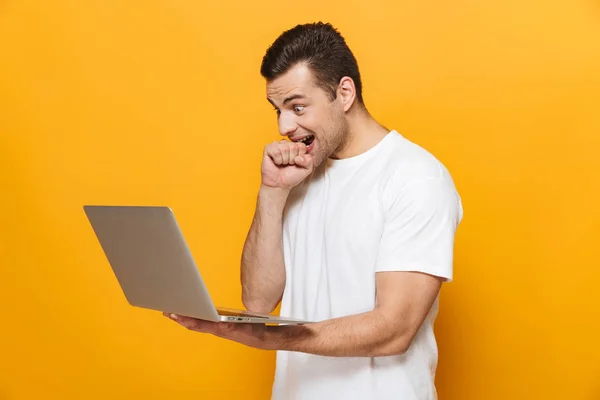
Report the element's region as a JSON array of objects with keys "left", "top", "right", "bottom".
[{"left": 271, "top": 130, "right": 463, "bottom": 400}]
